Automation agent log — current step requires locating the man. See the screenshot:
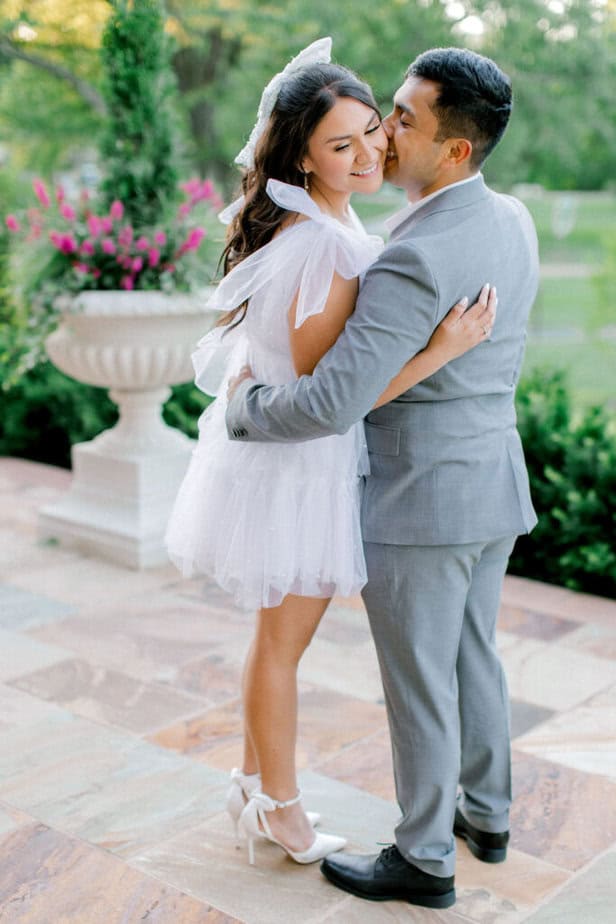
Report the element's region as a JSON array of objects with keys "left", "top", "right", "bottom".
[{"left": 226, "top": 47, "right": 538, "bottom": 909}]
